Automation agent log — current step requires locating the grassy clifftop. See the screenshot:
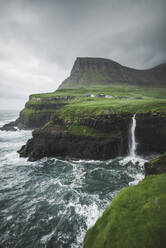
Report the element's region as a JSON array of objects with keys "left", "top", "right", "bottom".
[
  {"left": 84, "top": 173, "right": 166, "bottom": 248},
  {"left": 55, "top": 84, "right": 166, "bottom": 121},
  {"left": 18, "top": 83, "right": 166, "bottom": 129}
]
